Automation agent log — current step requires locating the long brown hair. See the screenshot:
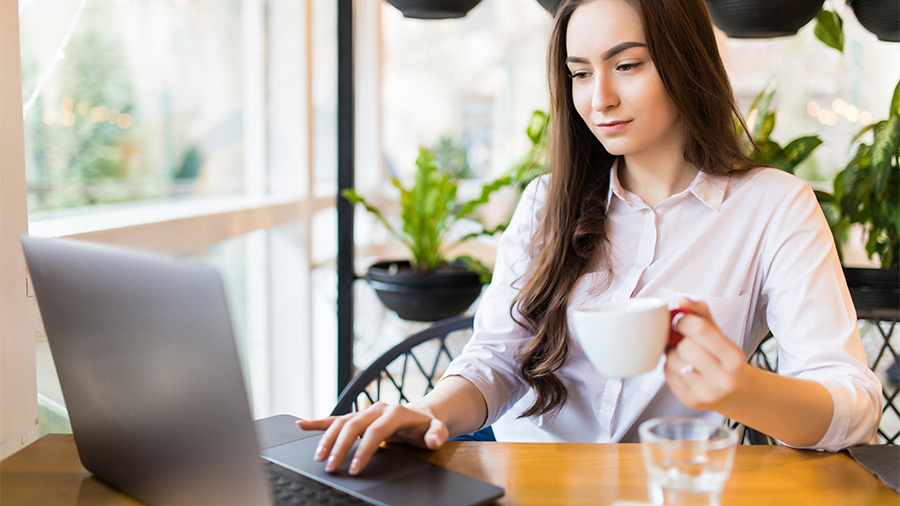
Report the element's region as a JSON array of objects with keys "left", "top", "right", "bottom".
[{"left": 512, "top": 0, "right": 762, "bottom": 418}]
